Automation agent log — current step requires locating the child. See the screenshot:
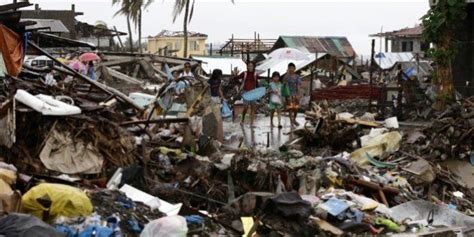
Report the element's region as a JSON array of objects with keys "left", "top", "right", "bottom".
[
  {"left": 234, "top": 61, "right": 259, "bottom": 127},
  {"left": 172, "top": 70, "right": 186, "bottom": 94},
  {"left": 269, "top": 72, "right": 283, "bottom": 129},
  {"left": 208, "top": 69, "right": 224, "bottom": 104},
  {"left": 284, "top": 63, "right": 301, "bottom": 127}
]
